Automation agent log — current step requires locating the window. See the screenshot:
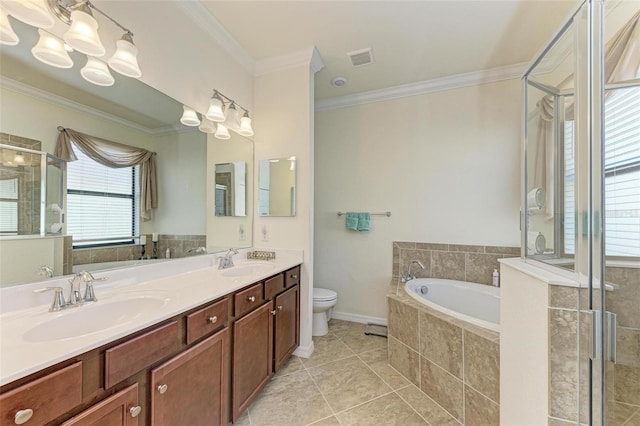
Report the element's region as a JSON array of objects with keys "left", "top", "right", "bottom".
[
  {"left": 0, "top": 178, "right": 18, "bottom": 235},
  {"left": 564, "top": 86, "right": 640, "bottom": 257},
  {"left": 67, "top": 144, "right": 139, "bottom": 247}
]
